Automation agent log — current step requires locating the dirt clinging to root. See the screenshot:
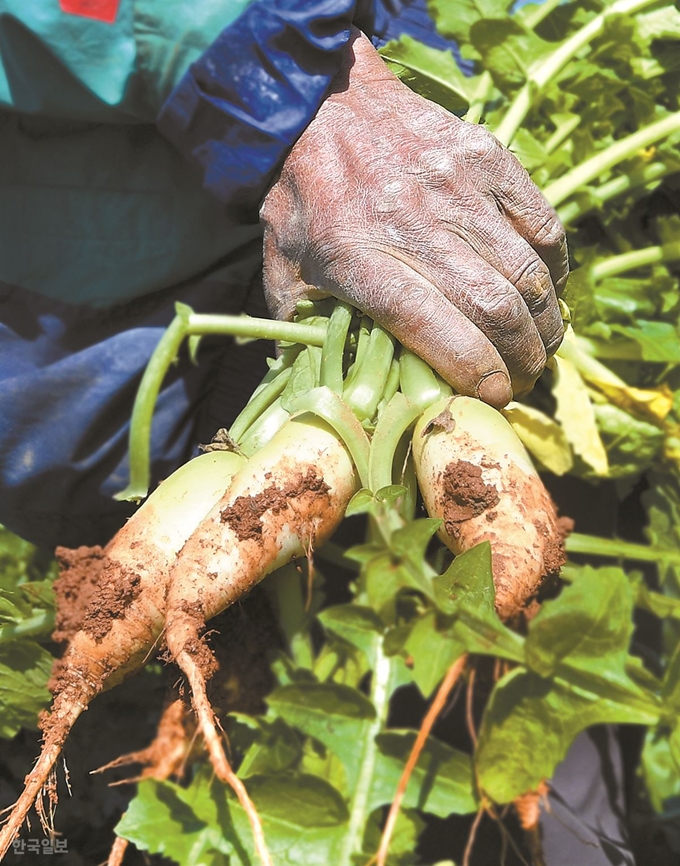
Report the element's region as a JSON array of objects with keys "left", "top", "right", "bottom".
[
  {"left": 176, "top": 601, "right": 220, "bottom": 682},
  {"left": 440, "top": 460, "right": 500, "bottom": 534},
  {"left": 53, "top": 546, "right": 106, "bottom": 644},
  {"left": 220, "top": 467, "right": 331, "bottom": 542}
]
